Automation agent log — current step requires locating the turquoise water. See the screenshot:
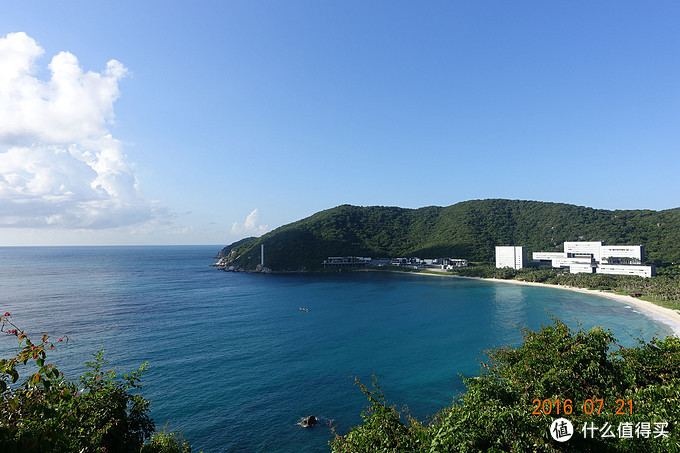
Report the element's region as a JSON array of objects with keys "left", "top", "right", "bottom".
[{"left": 0, "top": 246, "right": 674, "bottom": 452}]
